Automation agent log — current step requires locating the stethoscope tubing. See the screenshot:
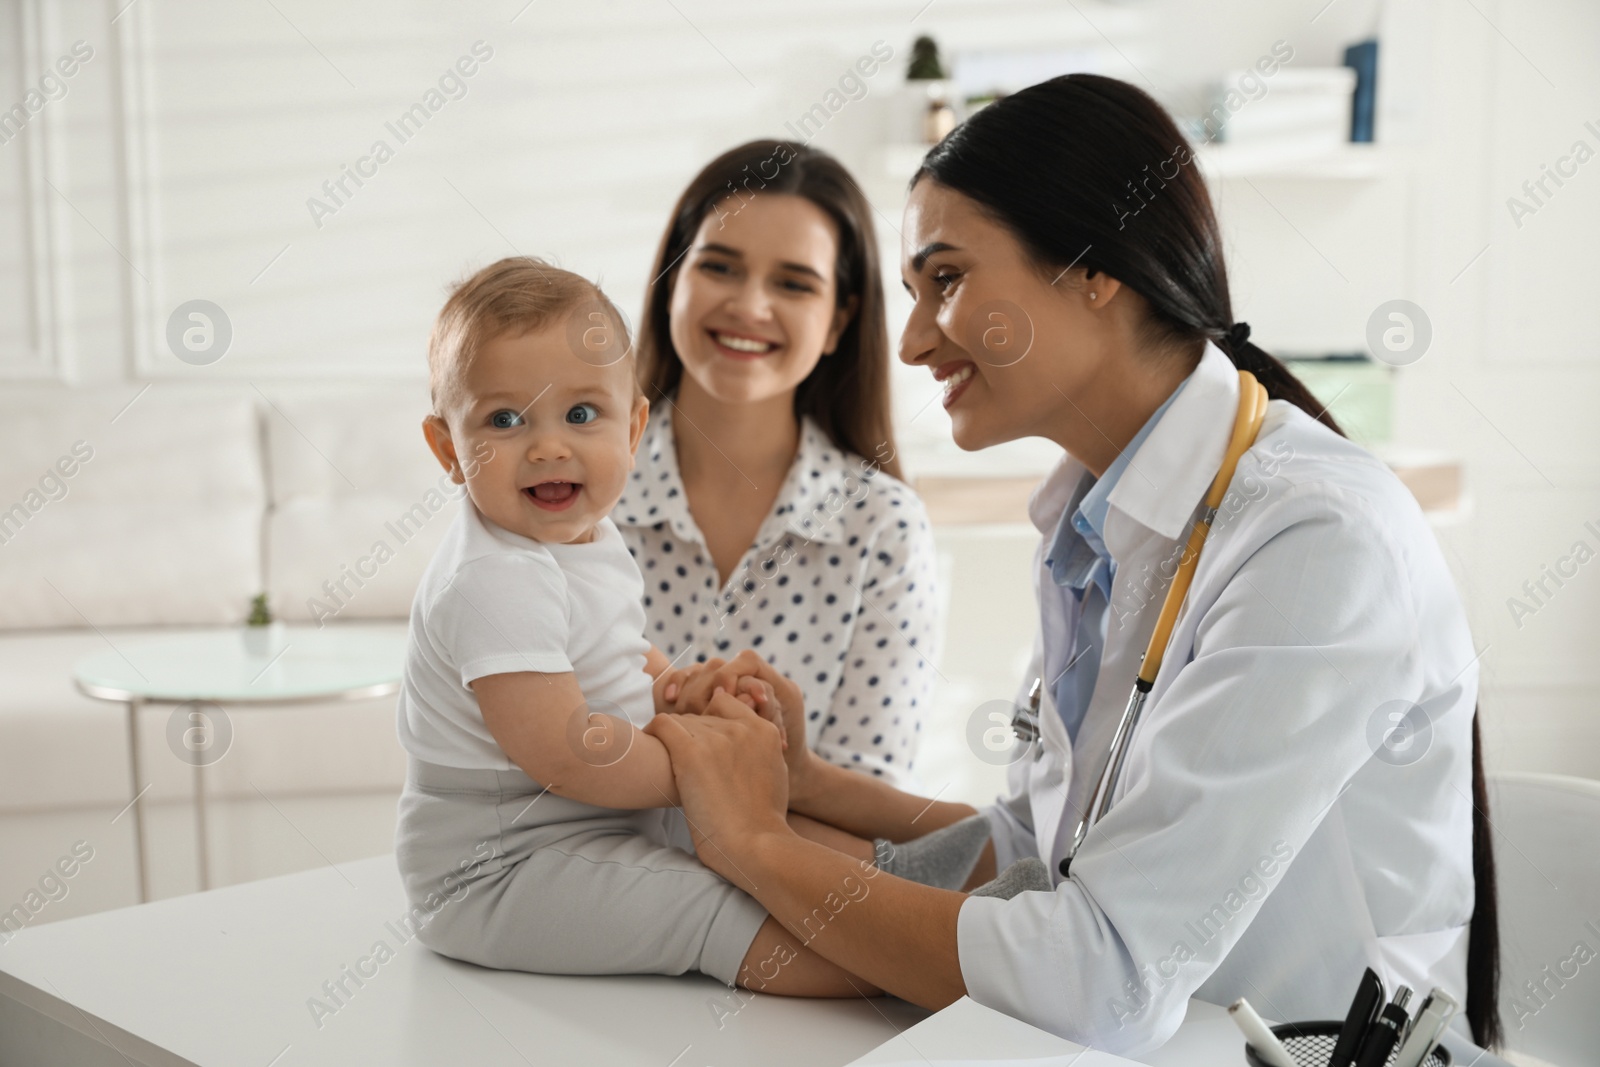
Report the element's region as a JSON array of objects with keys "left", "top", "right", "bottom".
[{"left": 1028, "top": 371, "right": 1269, "bottom": 878}]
